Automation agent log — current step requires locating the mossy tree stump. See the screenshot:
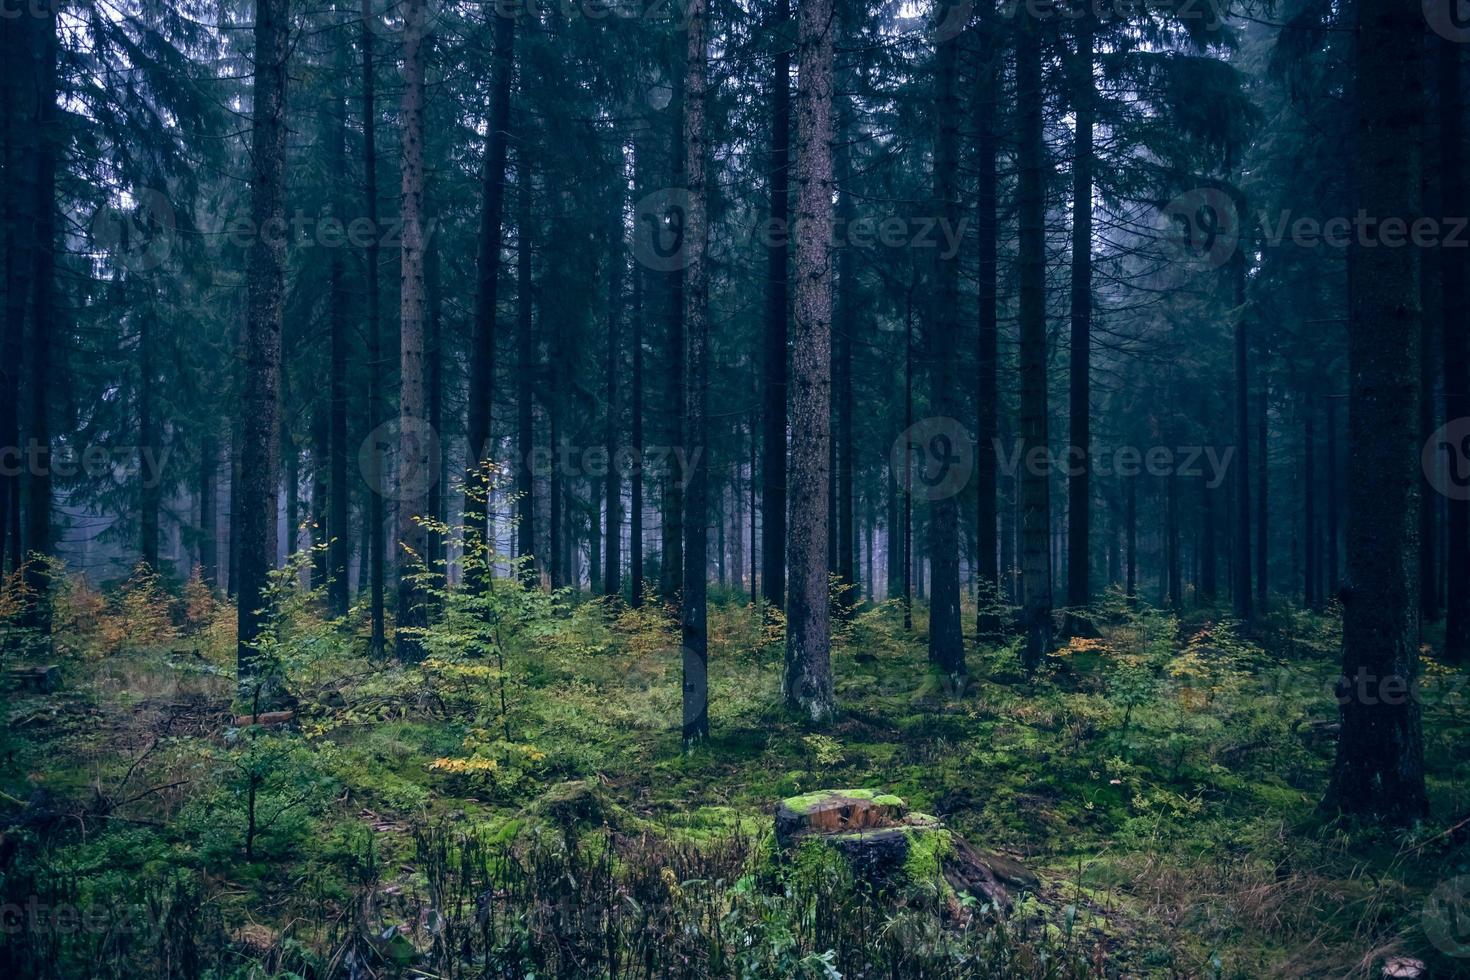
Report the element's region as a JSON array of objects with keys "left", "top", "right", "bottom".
[{"left": 774, "top": 789, "right": 1036, "bottom": 910}]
